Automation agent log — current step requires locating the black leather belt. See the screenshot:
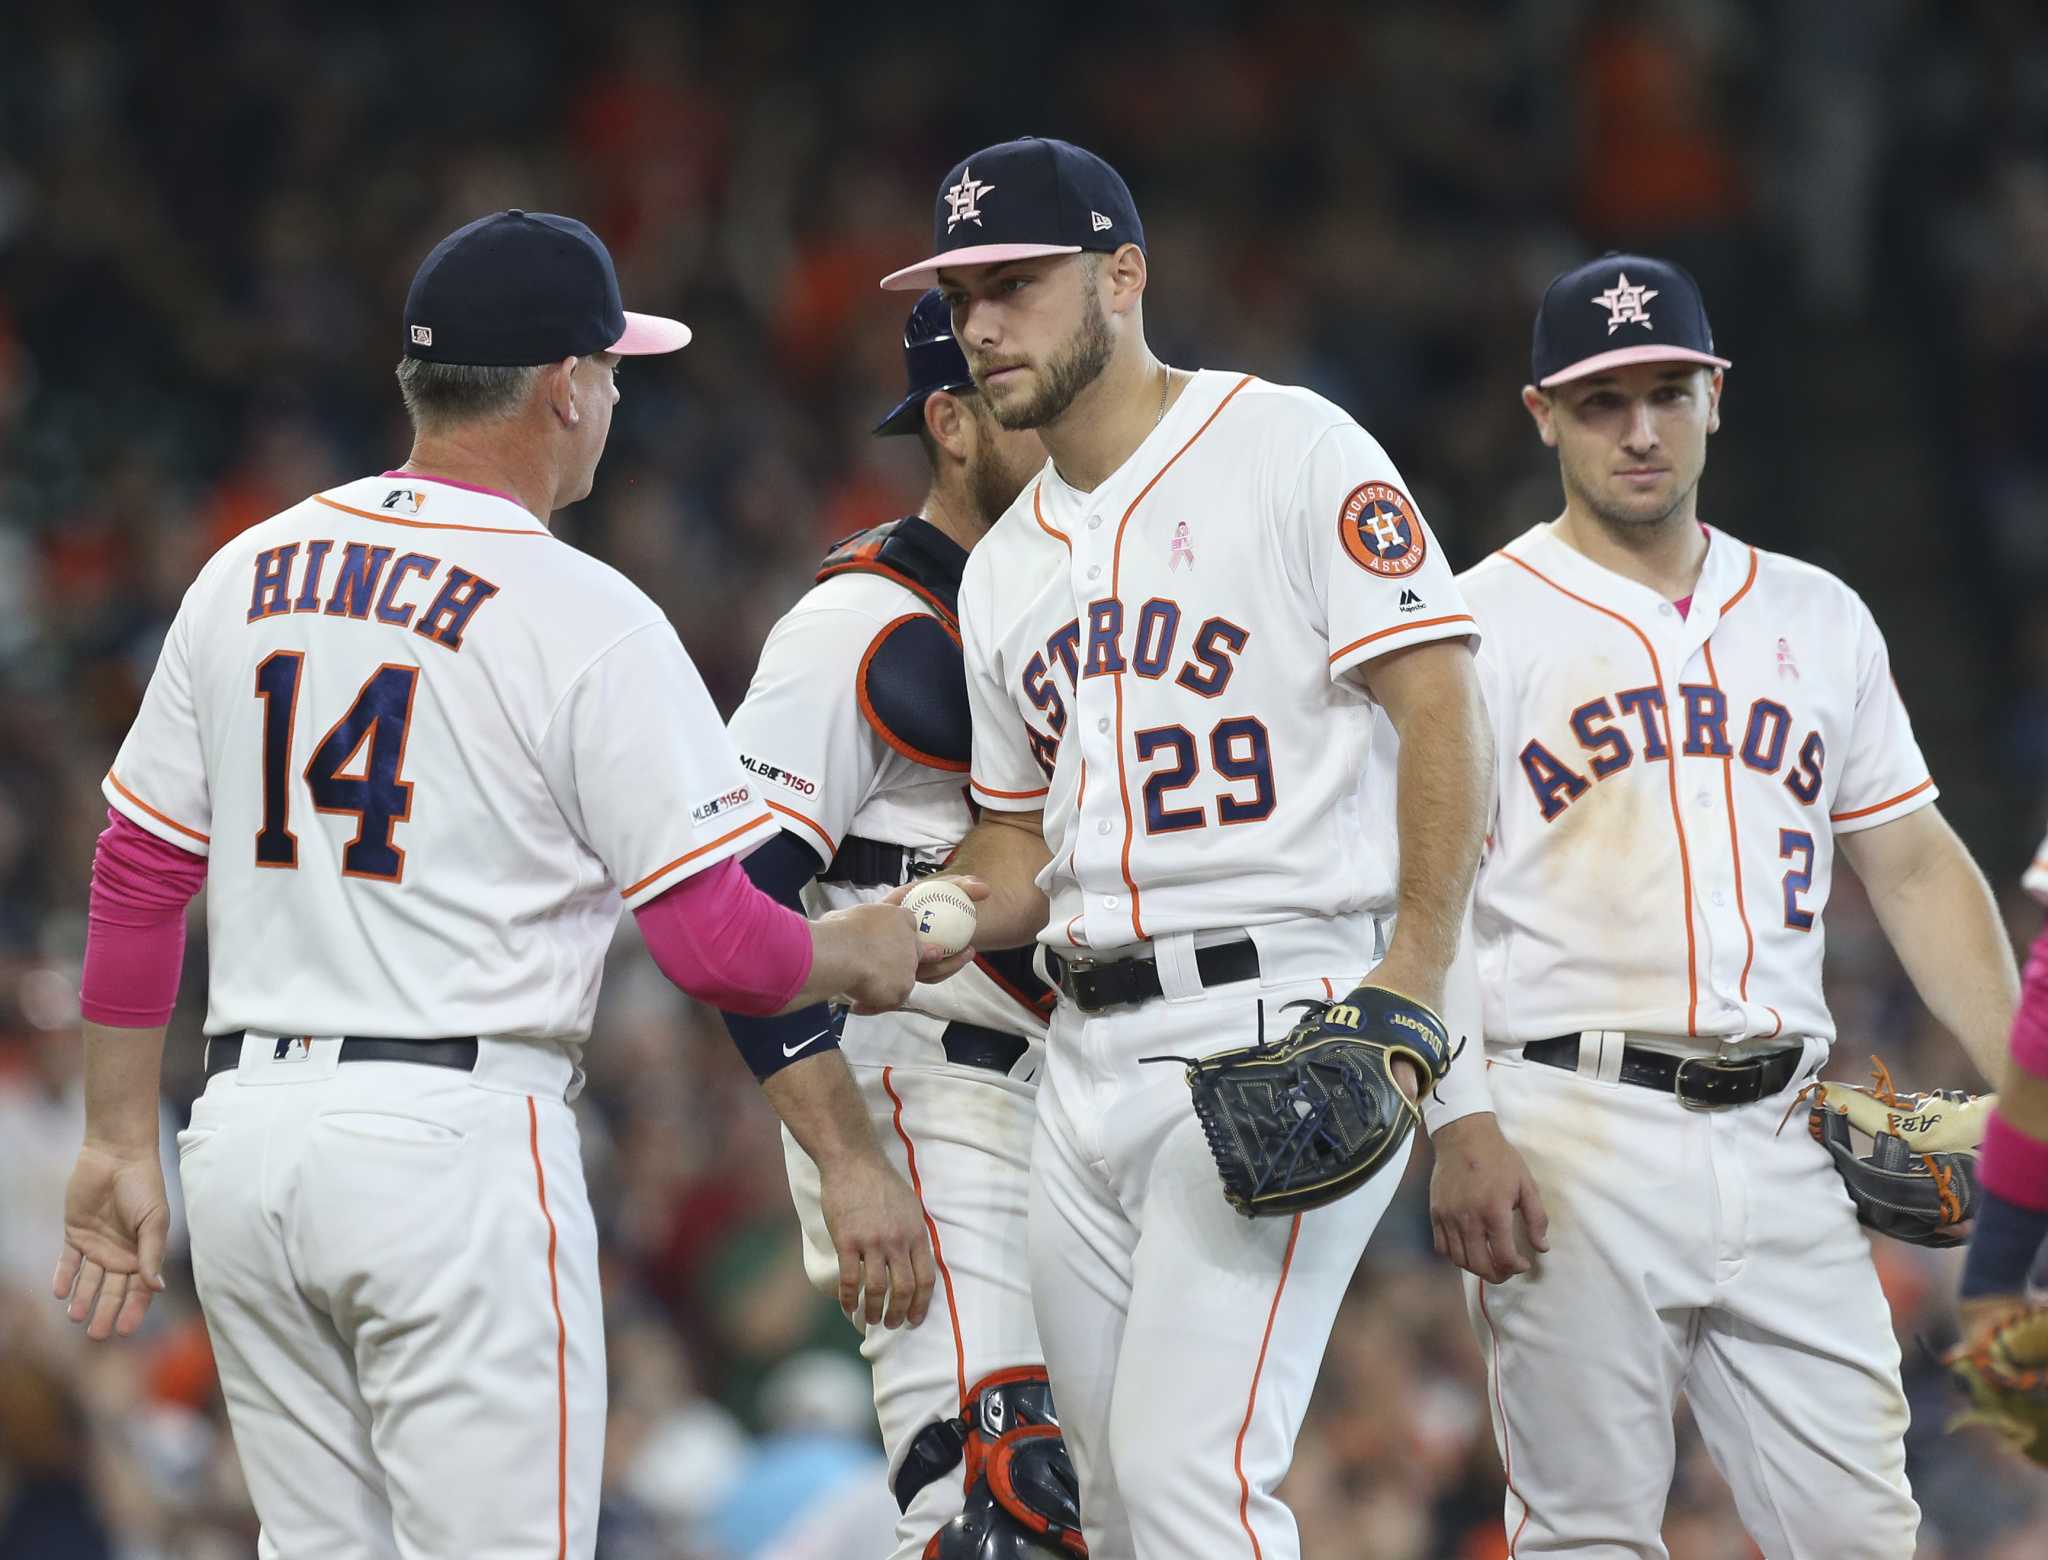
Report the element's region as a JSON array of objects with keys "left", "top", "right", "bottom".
[
  {"left": 205, "top": 1034, "right": 480, "bottom": 1080},
  {"left": 1521, "top": 1035, "right": 1804, "bottom": 1108},
  {"left": 1044, "top": 938, "right": 1261, "bottom": 1015},
  {"left": 940, "top": 1022, "right": 1030, "bottom": 1075}
]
